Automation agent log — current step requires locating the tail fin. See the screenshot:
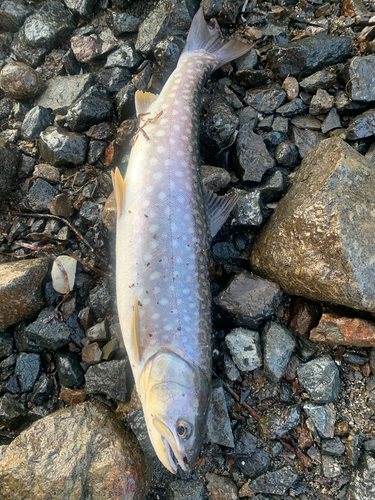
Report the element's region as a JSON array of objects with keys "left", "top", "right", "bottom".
[
  {"left": 111, "top": 167, "right": 126, "bottom": 218},
  {"left": 183, "top": 7, "right": 255, "bottom": 68}
]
